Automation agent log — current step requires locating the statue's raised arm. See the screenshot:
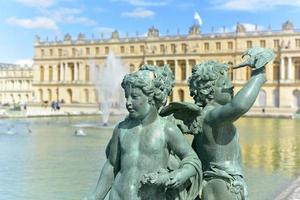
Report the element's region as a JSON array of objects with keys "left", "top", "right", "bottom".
[
  {"left": 204, "top": 48, "right": 275, "bottom": 125},
  {"left": 188, "top": 47, "right": 275, "bottom": 200}
]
